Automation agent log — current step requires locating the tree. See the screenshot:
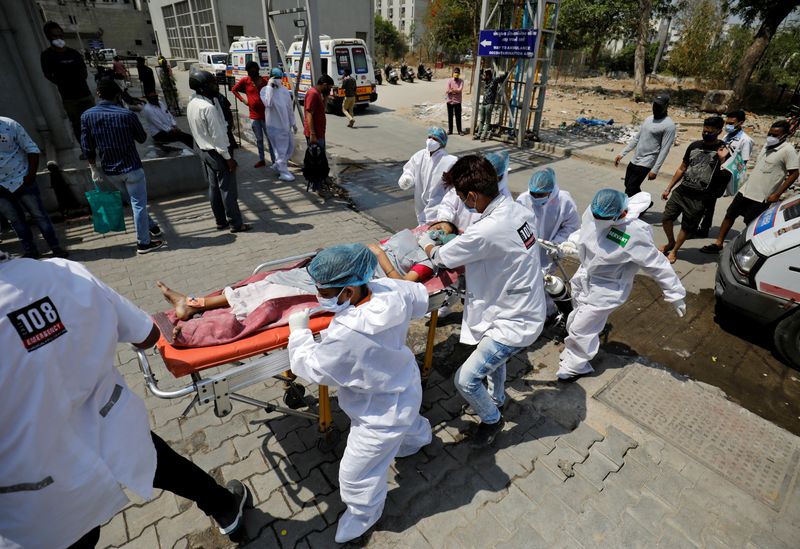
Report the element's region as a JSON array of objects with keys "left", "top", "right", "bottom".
[
  {"left": 556, "top": 0, "right": 639, "bottom": 65},
  {"left": 726, "top": 0, "right": 800, "bottom": 104},
  {"left": 753, "top": 24, "right": 800, "bottom": 87},
  {"left": 633, "top": 0, "right": 654, "bottom": 101},
  {"left": 425, "top": 0, "right": 480, "bottom": 61},
  {"left": 374, "top": 15, "right": 408, "bottom": 62},
  {"left": 667, "top": 0, "right": 724, "bottom": 78}
]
